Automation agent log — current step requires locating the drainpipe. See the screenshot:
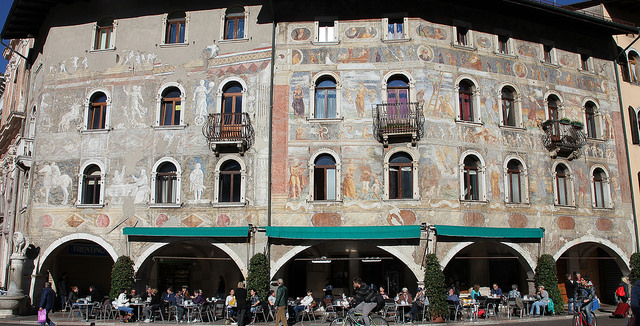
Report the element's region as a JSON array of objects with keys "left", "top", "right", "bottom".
[
  {"left": 267, "top": 0, "right": 276, "bottom": 269},
  {"left": 614, "top": 48, "right": 640, "bottom": 254}
]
